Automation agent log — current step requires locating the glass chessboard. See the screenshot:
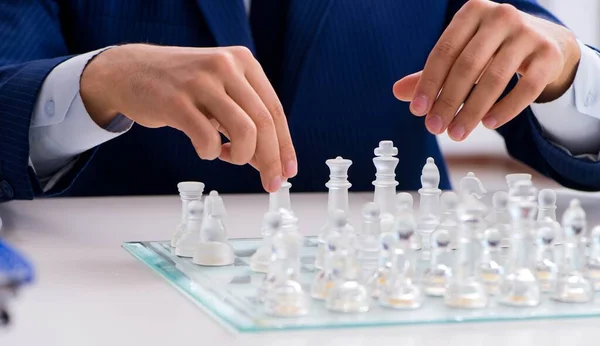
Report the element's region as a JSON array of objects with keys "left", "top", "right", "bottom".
[{"left": 123, "top": 237, "right": 600, "bottom": 333}]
